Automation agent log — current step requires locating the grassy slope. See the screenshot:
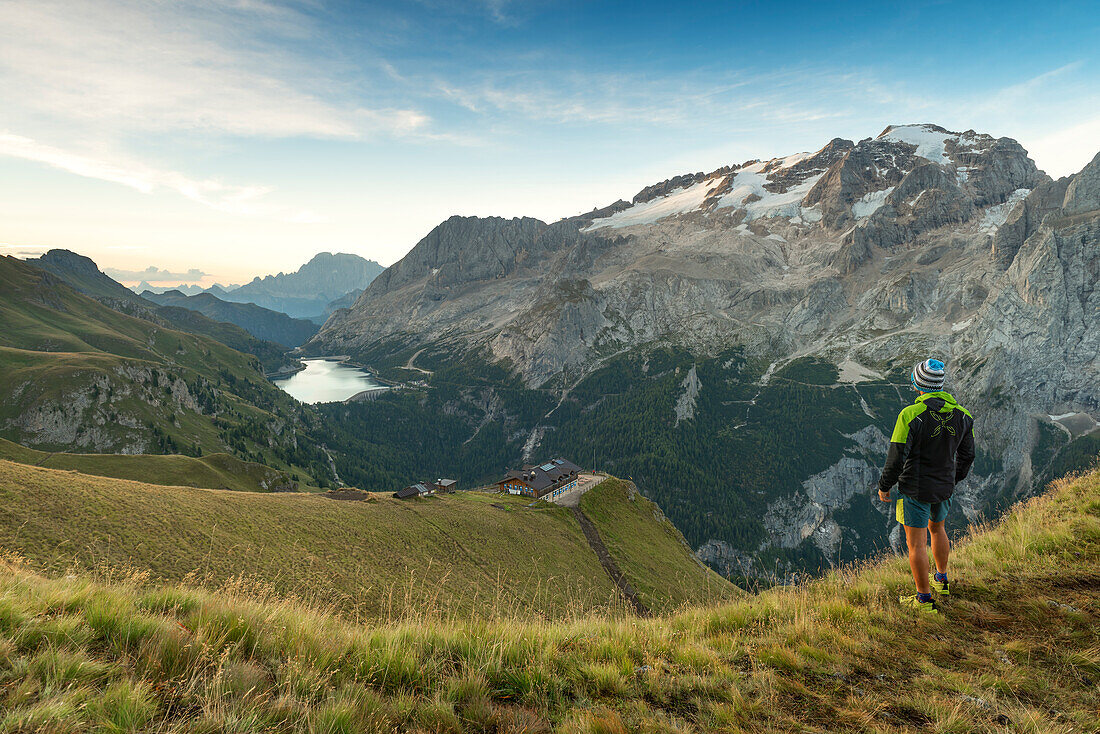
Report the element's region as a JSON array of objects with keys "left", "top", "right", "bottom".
[
  {"left": 0, "top": 438, "right": 296, "bottom": 492},
  {"left": 0, "top": 256, "right": 324, "bottom": 481},
  {"left": 26, "top": 251, "right": 295, "bottom": 372},
  {"left": 0, "top": 257, "right": 265, "bottom": 384},
  {"left": 0, "top": 460, "right": 708, "bottom": 620},
  {"left": 0, "top": 468, "right": 1096, "bottom": 732},
  {"left": 581, "top": 478, "right": 738, "bottom": 614}
]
